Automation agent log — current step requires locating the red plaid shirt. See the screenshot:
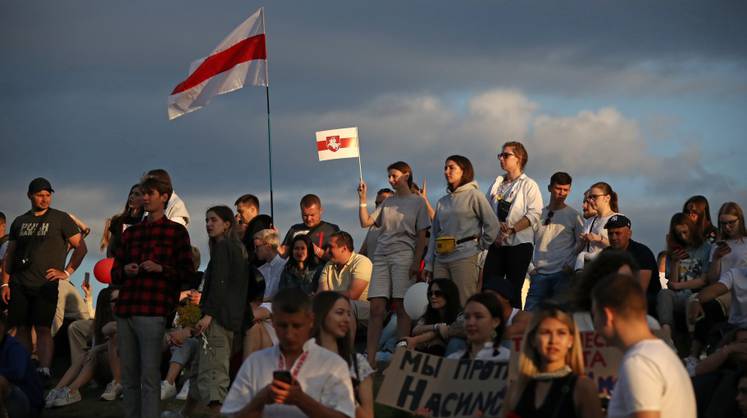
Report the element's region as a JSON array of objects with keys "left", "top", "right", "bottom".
[{"left": 111, "top": 216, "right": 194, "bottom": 317}]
